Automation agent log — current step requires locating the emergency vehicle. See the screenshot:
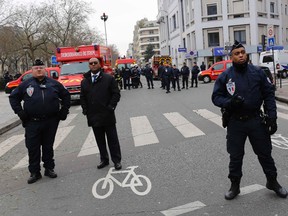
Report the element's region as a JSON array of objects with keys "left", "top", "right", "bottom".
[
  {"left": 150, "top": 55, "right": 172, "bottom": 79},
  {"left": 55, "top": 45, "right": 113, "bottom": 100},
  {"left": 115, "top": 58, "right": 136, "bottom": 70},
  {"left": 5, "top": 67, "right": 60, "bottom": 94}
]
